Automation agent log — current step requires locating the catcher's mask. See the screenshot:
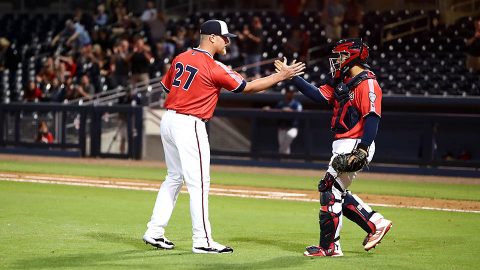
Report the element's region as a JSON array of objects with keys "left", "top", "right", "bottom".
[{"left": 329, "top": 38, "right": 369, "bottom": 79}]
